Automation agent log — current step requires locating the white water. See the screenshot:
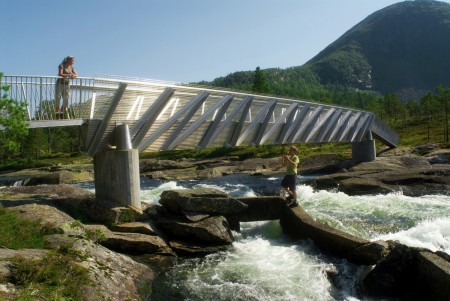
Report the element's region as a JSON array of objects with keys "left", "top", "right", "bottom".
[{"left": 78, "top": 175, "right": 450, "bottom": 300}]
